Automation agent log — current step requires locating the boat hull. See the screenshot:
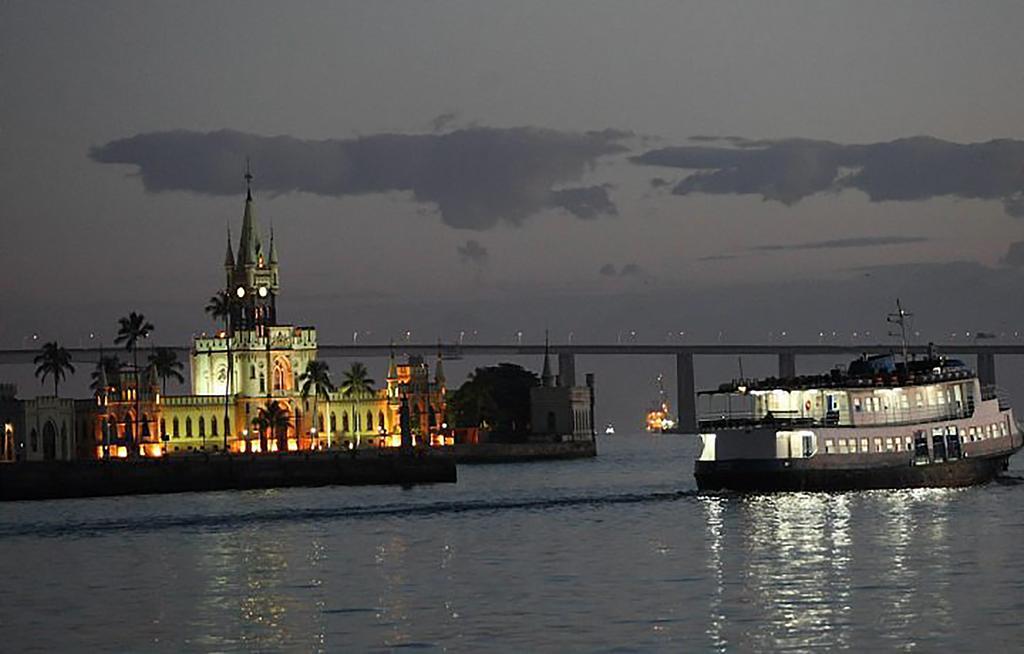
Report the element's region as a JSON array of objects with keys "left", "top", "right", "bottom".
[{"left": 695, "top": 451, "right": 1017, "bottom": 492}]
